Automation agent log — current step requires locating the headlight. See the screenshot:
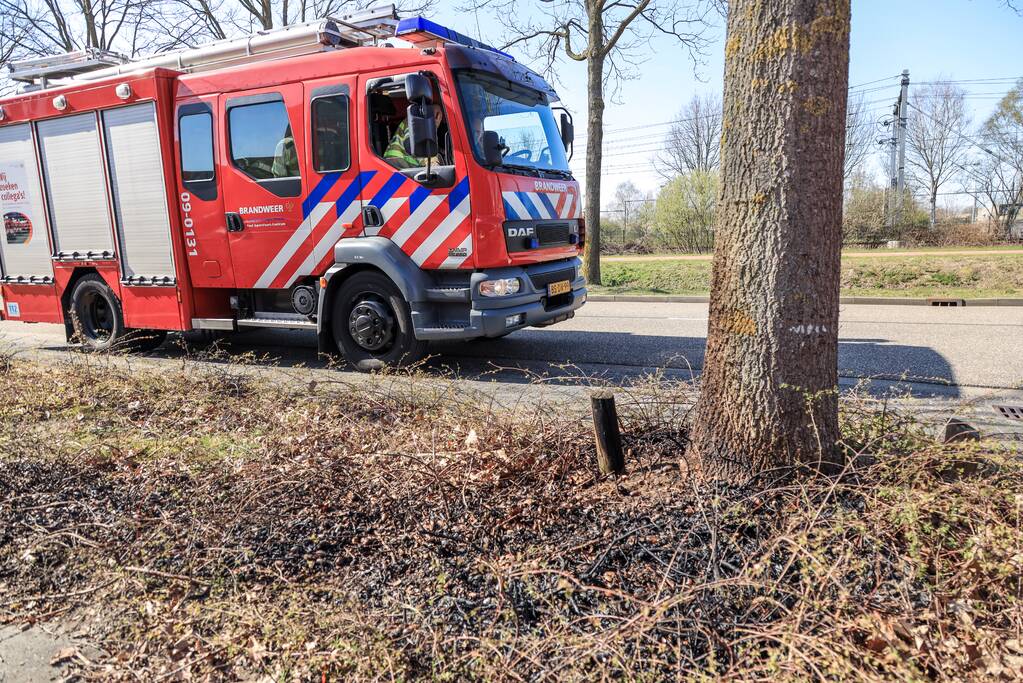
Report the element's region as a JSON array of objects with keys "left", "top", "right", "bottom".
[{"left": 479, "top": 278, "right": 521, "bottom": 297}]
